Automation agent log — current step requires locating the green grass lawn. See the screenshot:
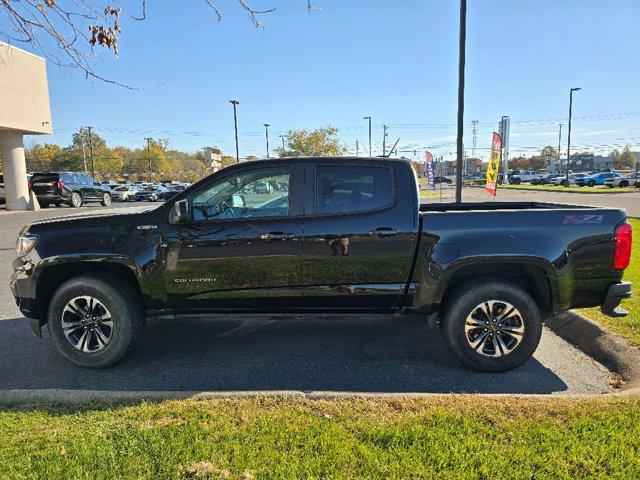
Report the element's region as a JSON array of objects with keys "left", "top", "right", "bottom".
[
  {"left": 1, "top": 397, "right": 640, "bottom": 479},
  {"left": 501, "top": 184, "right": 636, "bottom": 194},
  {"left": 580, "top": 218, "right": 640, "bottom": 346}
]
